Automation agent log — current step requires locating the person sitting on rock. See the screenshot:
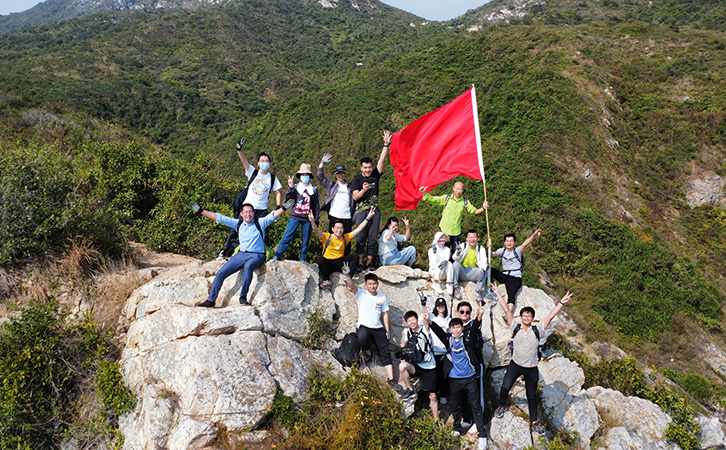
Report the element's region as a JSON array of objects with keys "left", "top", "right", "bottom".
[
  {"left": 427, "top": 304, "right": 488, "bottom": 450},
  {"left": 340, "top": 266, "right": 396, "bottom": 386},
  {"left": 272, "top": 163, "right": 320, "bottom": 262},
  {"left": 450, "top": 229, "right": 488, "bottom": 300},
  {"left": 490, "top": 229, "right": 541, "bottom": 313},
  {"left": 191, "top": 199, "right": 293, "bottom": 307},
  {"left": 378, "top": 216, "right": 416, "bottom": 267},
  {"left": 493, "top": 283, "right": 573, "bottom": 436},
  {"left": 397, "top": 308, "right": 439, "bottom": 420},
  {"left": 419, "top": 182, "right": 487, "bottom": 250},
  {"left": 428, "top": 231, "right": 451, "bottom": 294},
  {"left": 318, "top": 154, "right": 355, "bottom": 234},
  {"left": 309, "top": 207, "right": 376, "bottom": 289}
]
